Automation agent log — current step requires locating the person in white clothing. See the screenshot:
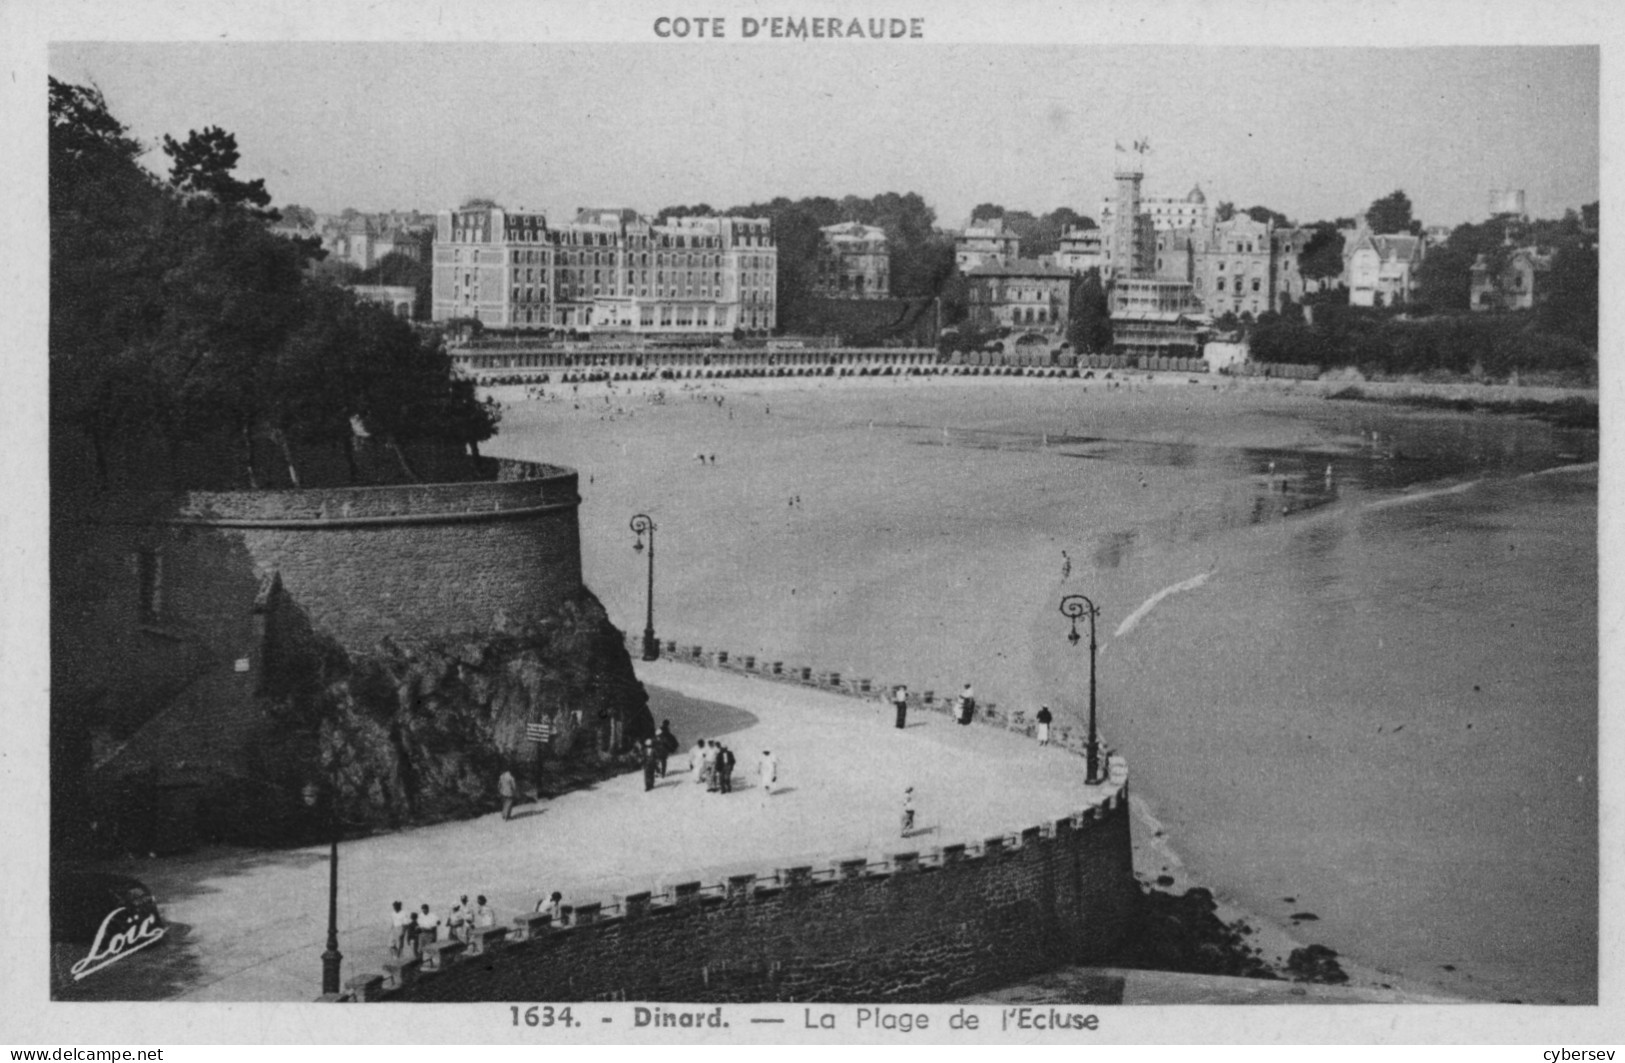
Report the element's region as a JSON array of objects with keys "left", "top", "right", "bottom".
[
  {"left": 388, "top": 900, "right": 411, "bottom": 957},
  {"left": 758, "top": 750, "right": 778, "bottom": 796}
]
